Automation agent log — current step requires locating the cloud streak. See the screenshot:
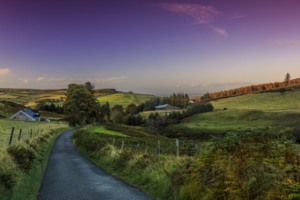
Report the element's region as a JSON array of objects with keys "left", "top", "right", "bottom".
[
  {"left": 157, "top": 3, "right": 220, "bottom": 25},
  {"left": 208, "top": 24, "right": 228, "bottom": 36},
  {"left": 19, "top": 79, "right": 29, "bottom": 84},
  {"left": 157, "top": 3, "right": 230, "bottom": 37},
  {"left": 0, "top": 68, "right": 11, "bottom": 75}
]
